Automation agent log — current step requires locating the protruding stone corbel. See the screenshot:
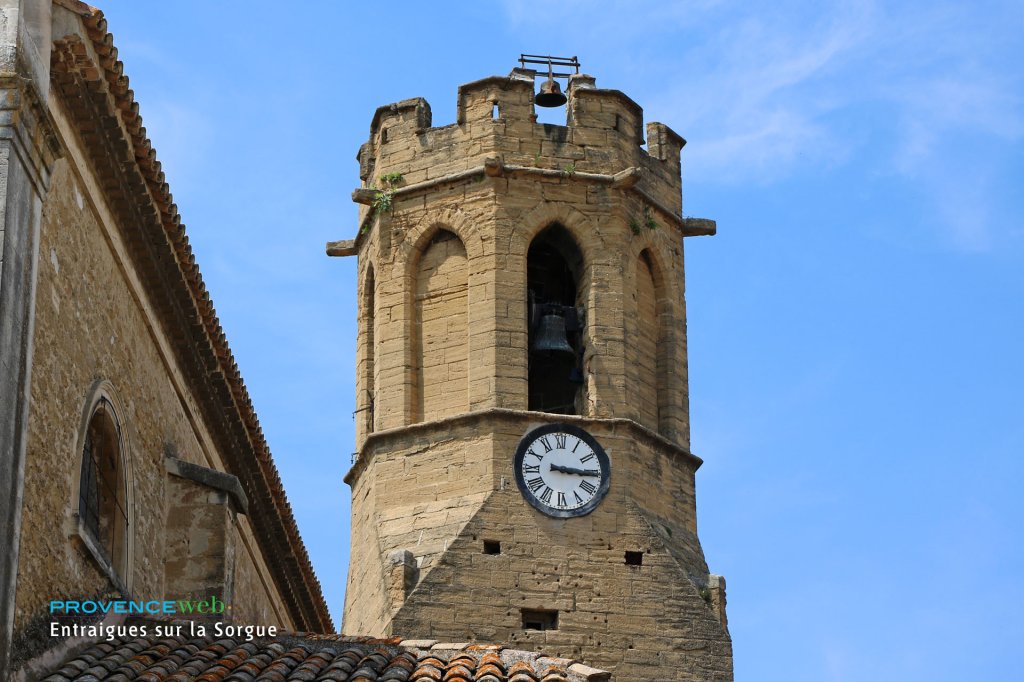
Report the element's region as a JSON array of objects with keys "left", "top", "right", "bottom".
[
  {"left": 164, "top": 455, "right": 248, "bottom": 514},
  {"left": 681, "top": 217, "right": 717, "bottom": 237},
  {"left": 707, "top": 573, "right": 728, "bottom": 630},
  {"left": 326, "top": 239, "right": 357, "bottom": 257},
  {"left": 610, "top": 166, "right": 642, "bottom": 189},
  {"left": 352, "top": 188, "right": 377, "bottom": 205},
  {"left": 483, "top": 155, "right": 504, "bottom": 177}
]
